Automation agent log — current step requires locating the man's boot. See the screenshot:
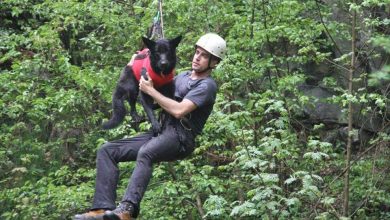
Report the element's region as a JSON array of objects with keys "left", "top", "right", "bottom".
[
  {"left": 103, "top": 202, "right": 134, "bottom": 220},
  {"left": 74, "top": 209, "right": 105, "bottom": 220}
]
